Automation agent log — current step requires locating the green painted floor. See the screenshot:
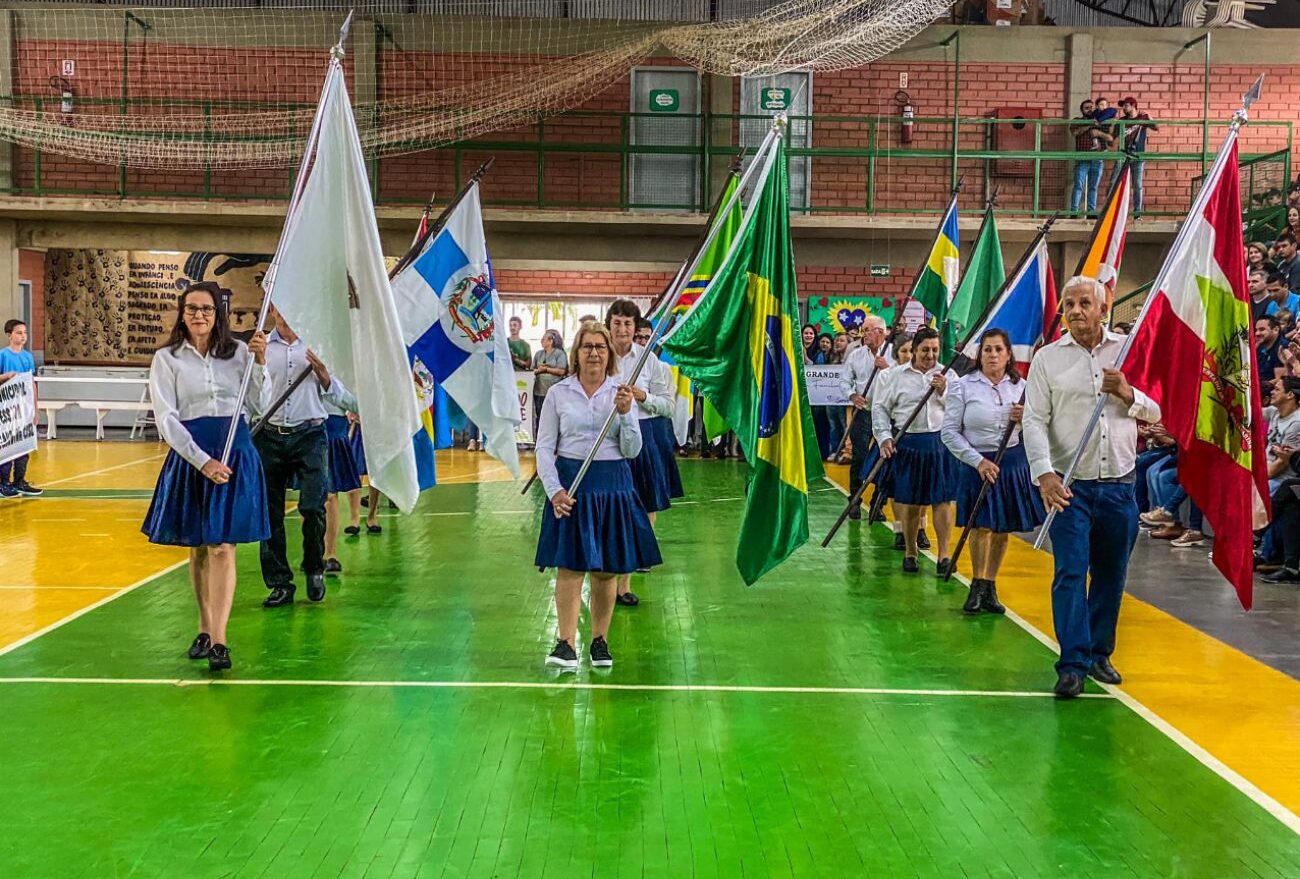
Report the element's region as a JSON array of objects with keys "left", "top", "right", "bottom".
[{"left": 0, "top": 462, "right": 1296, "bottom": 878}]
